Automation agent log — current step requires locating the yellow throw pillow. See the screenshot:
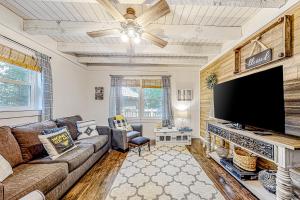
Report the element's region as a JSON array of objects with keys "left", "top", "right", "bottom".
[{"left": 115, "top": 115, "right": 125, "bottom": 121}]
